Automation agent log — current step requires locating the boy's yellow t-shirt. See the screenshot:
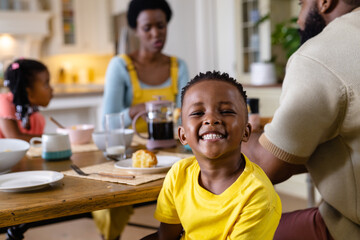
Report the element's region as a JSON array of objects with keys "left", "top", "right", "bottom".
[{"left": 155, "top": 155, "right": 281, "bottom": 240}]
